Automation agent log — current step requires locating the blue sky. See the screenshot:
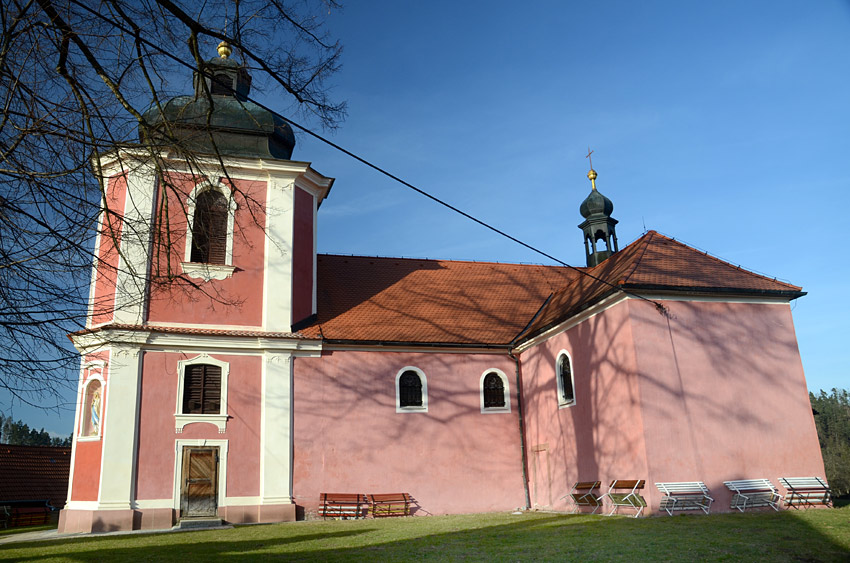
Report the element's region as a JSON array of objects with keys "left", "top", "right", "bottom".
[
  {"left": 301, "top": 1, "right": 849, "bottom": 395},
  {"left": 4, "top": 1, "right": 848, "bottom": 436}
]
